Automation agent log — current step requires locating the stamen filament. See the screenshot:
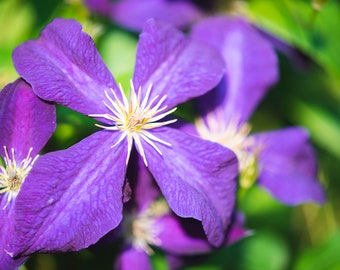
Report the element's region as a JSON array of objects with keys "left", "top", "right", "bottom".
[
  {"left": 142, "top": 119, "right": 177, "bottom": 130},
  {"left": 141, "top": 84, "right": 153, "bottom": 109},
  {"left": 89, "top": 81, "right": 176, "bottom": 166},
  {"left": 118, "top": 83, "right": 129, "bottom": 109},
  {"left": 111, "top": 133, "right": 127, "bottom": 149},
  {"left": 94, "top": 124, "right": 119, "bottom": 130},
  {"left": 133, "top": 135, "right": 148, "bottom": 167},
  {"left": 148, "top": 107, "right": 177, "bottom": 123},
  {"left": 141, "top": 130, "right": 172, "bottom": 147},
  {"left": 139, "top": 133, "right": 163, "bottom": 156},
  {"left": 0, "top": 146, "right": 38, "bottom": 209}
]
